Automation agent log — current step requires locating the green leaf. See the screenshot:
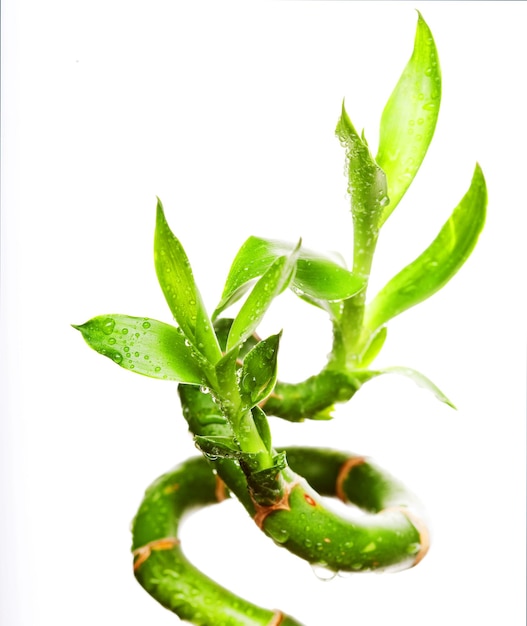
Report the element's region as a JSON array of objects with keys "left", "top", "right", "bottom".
[
  {"left": 239, "top": 333, "right": 281, "bottom": 407},
  {"left": 355, "top": 366, "right": 455, "bottom": 408},
  {"left": 73, "top": 315, "right": 206, "bottom": 384},
  {"left": 251, "top": 405, "right": 272, "bottom": 454},
  {"left": 335, "top": 102, "right": 388, "bottom": 233},
  {"left": 154, "top": 199, "right": 221, "bottom": 364},
  {"left": 376, "top": 12, "right": 441, "bottom": 226},
  {"left": 213, "top": 237, "right": 364, "bottom": 319},
  {"left": 226, "top": 245, "right": 299, "bottom": 351},
  {"left": 357, "top": 326, "right": 387, "bottom": 368},
  {"left": 194, "top": 435, "right": 242, "bottom": 459},
  {"left": 365, "top": 164, "right": 487, "bottom": 332}
]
